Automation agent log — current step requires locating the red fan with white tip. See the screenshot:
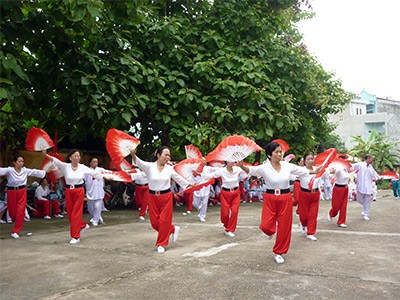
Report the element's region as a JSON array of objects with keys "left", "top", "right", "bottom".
[
  {"left": 308, "top": 148, "right": 337, "bottom": 190},
  {"left": 106, "top": 129, "right": 140, "bottom": 161},
  {"left": 327, "top": 157, "right": 351, "bottom": 171},
  {"left": 174, "top": 158, "right": 205, "bottom": 180},
  {"left": 185, "top": 145, "right": 203, "bottom": 159},
  {"left": 284, "top": 154, "right": 295, "bottom": 162},
  {"left": 111, "top": 158, "right": 133, "bottom": 171},
  {"left": 380, "top": 171, "right": 399, "bottom": 180},
  {"left": 206, "top": 135, "right": 262, "bottom": 162},
  {"left": 100, "top": 171, "right": 132, "bottom": 183},
  {"left": 272, "top": 139, "right": 290, "bottom": 153},
  {"left": 41, "top": 153, "right": 64, "bottom": 184},
  {"left": 26, "top": 127, "right": 55, "bottom": 151}
]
